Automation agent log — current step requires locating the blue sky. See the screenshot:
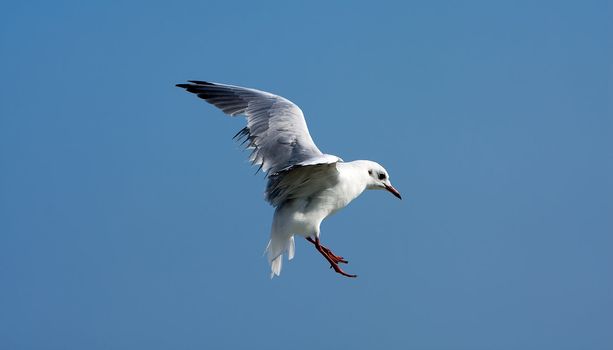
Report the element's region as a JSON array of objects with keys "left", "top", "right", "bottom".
[{"left": 1, "top": 1, "right": 611, "bottom": 349}]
